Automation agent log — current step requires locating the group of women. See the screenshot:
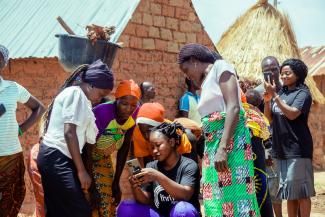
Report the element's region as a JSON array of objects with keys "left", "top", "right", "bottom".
[{"left": 1, "top": 42, "right": 315, "bottom": 217}]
